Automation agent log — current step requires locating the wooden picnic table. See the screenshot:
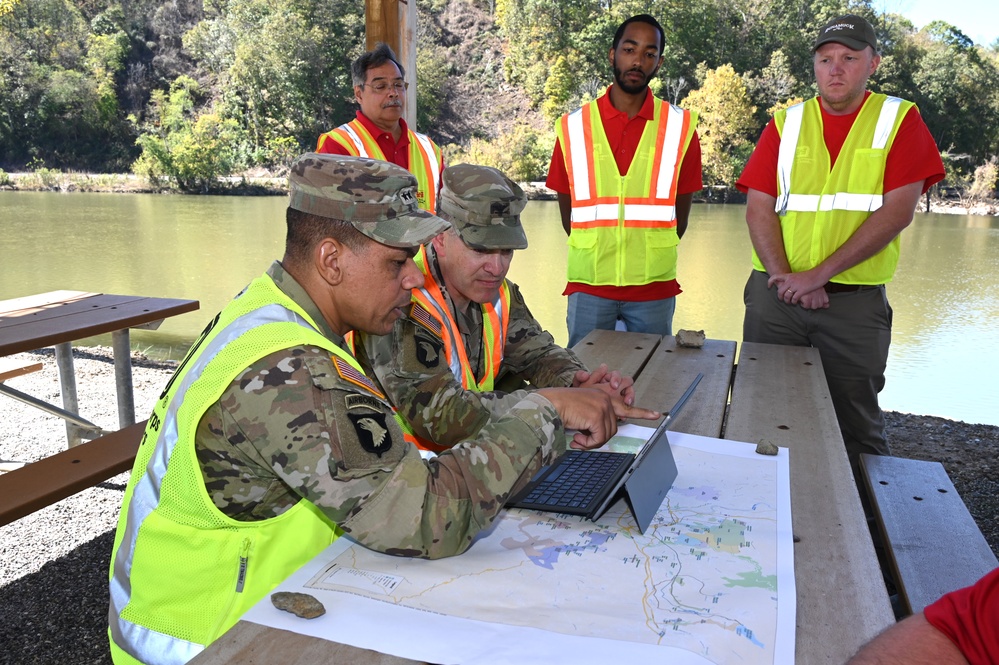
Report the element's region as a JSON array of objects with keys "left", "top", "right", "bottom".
[
  {"left": 190, "top": 330, "right": 894, "bottom": 665},
  {"left": 0, "top": 290, "right": 199, "bottom": 446}
]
